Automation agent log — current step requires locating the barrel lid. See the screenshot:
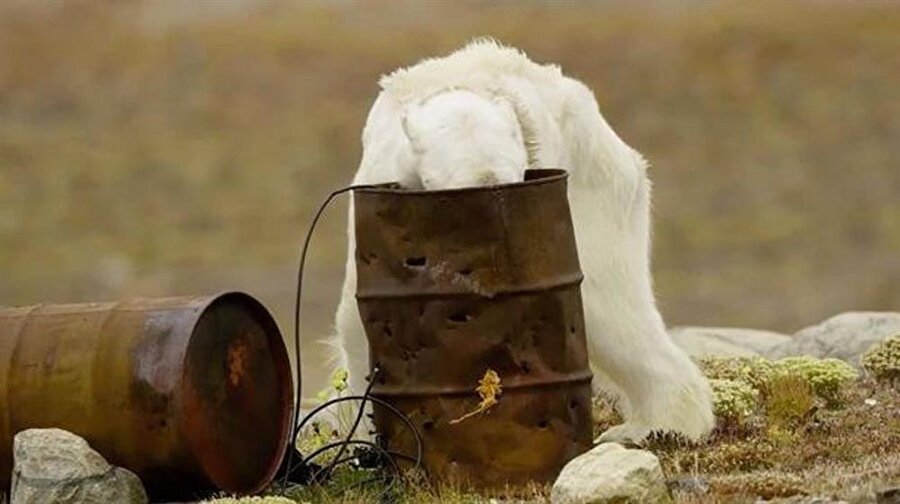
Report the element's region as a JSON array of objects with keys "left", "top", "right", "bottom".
[{"left": 178, "top": 292, "right": 293, "bottom": 495}]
